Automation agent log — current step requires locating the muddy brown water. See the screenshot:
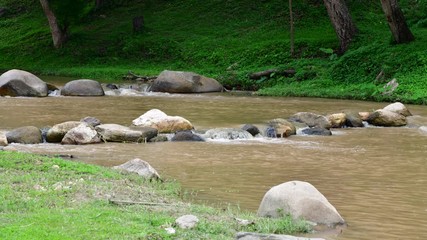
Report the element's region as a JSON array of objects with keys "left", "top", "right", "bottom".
[{"left": 1, "top": 93, "right": 427, "bottom": 240}]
